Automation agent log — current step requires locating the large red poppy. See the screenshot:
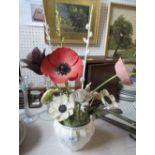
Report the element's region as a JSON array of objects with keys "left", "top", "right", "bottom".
[{"left": 40, "top": 47, "right": 83, "bottom": 83}]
